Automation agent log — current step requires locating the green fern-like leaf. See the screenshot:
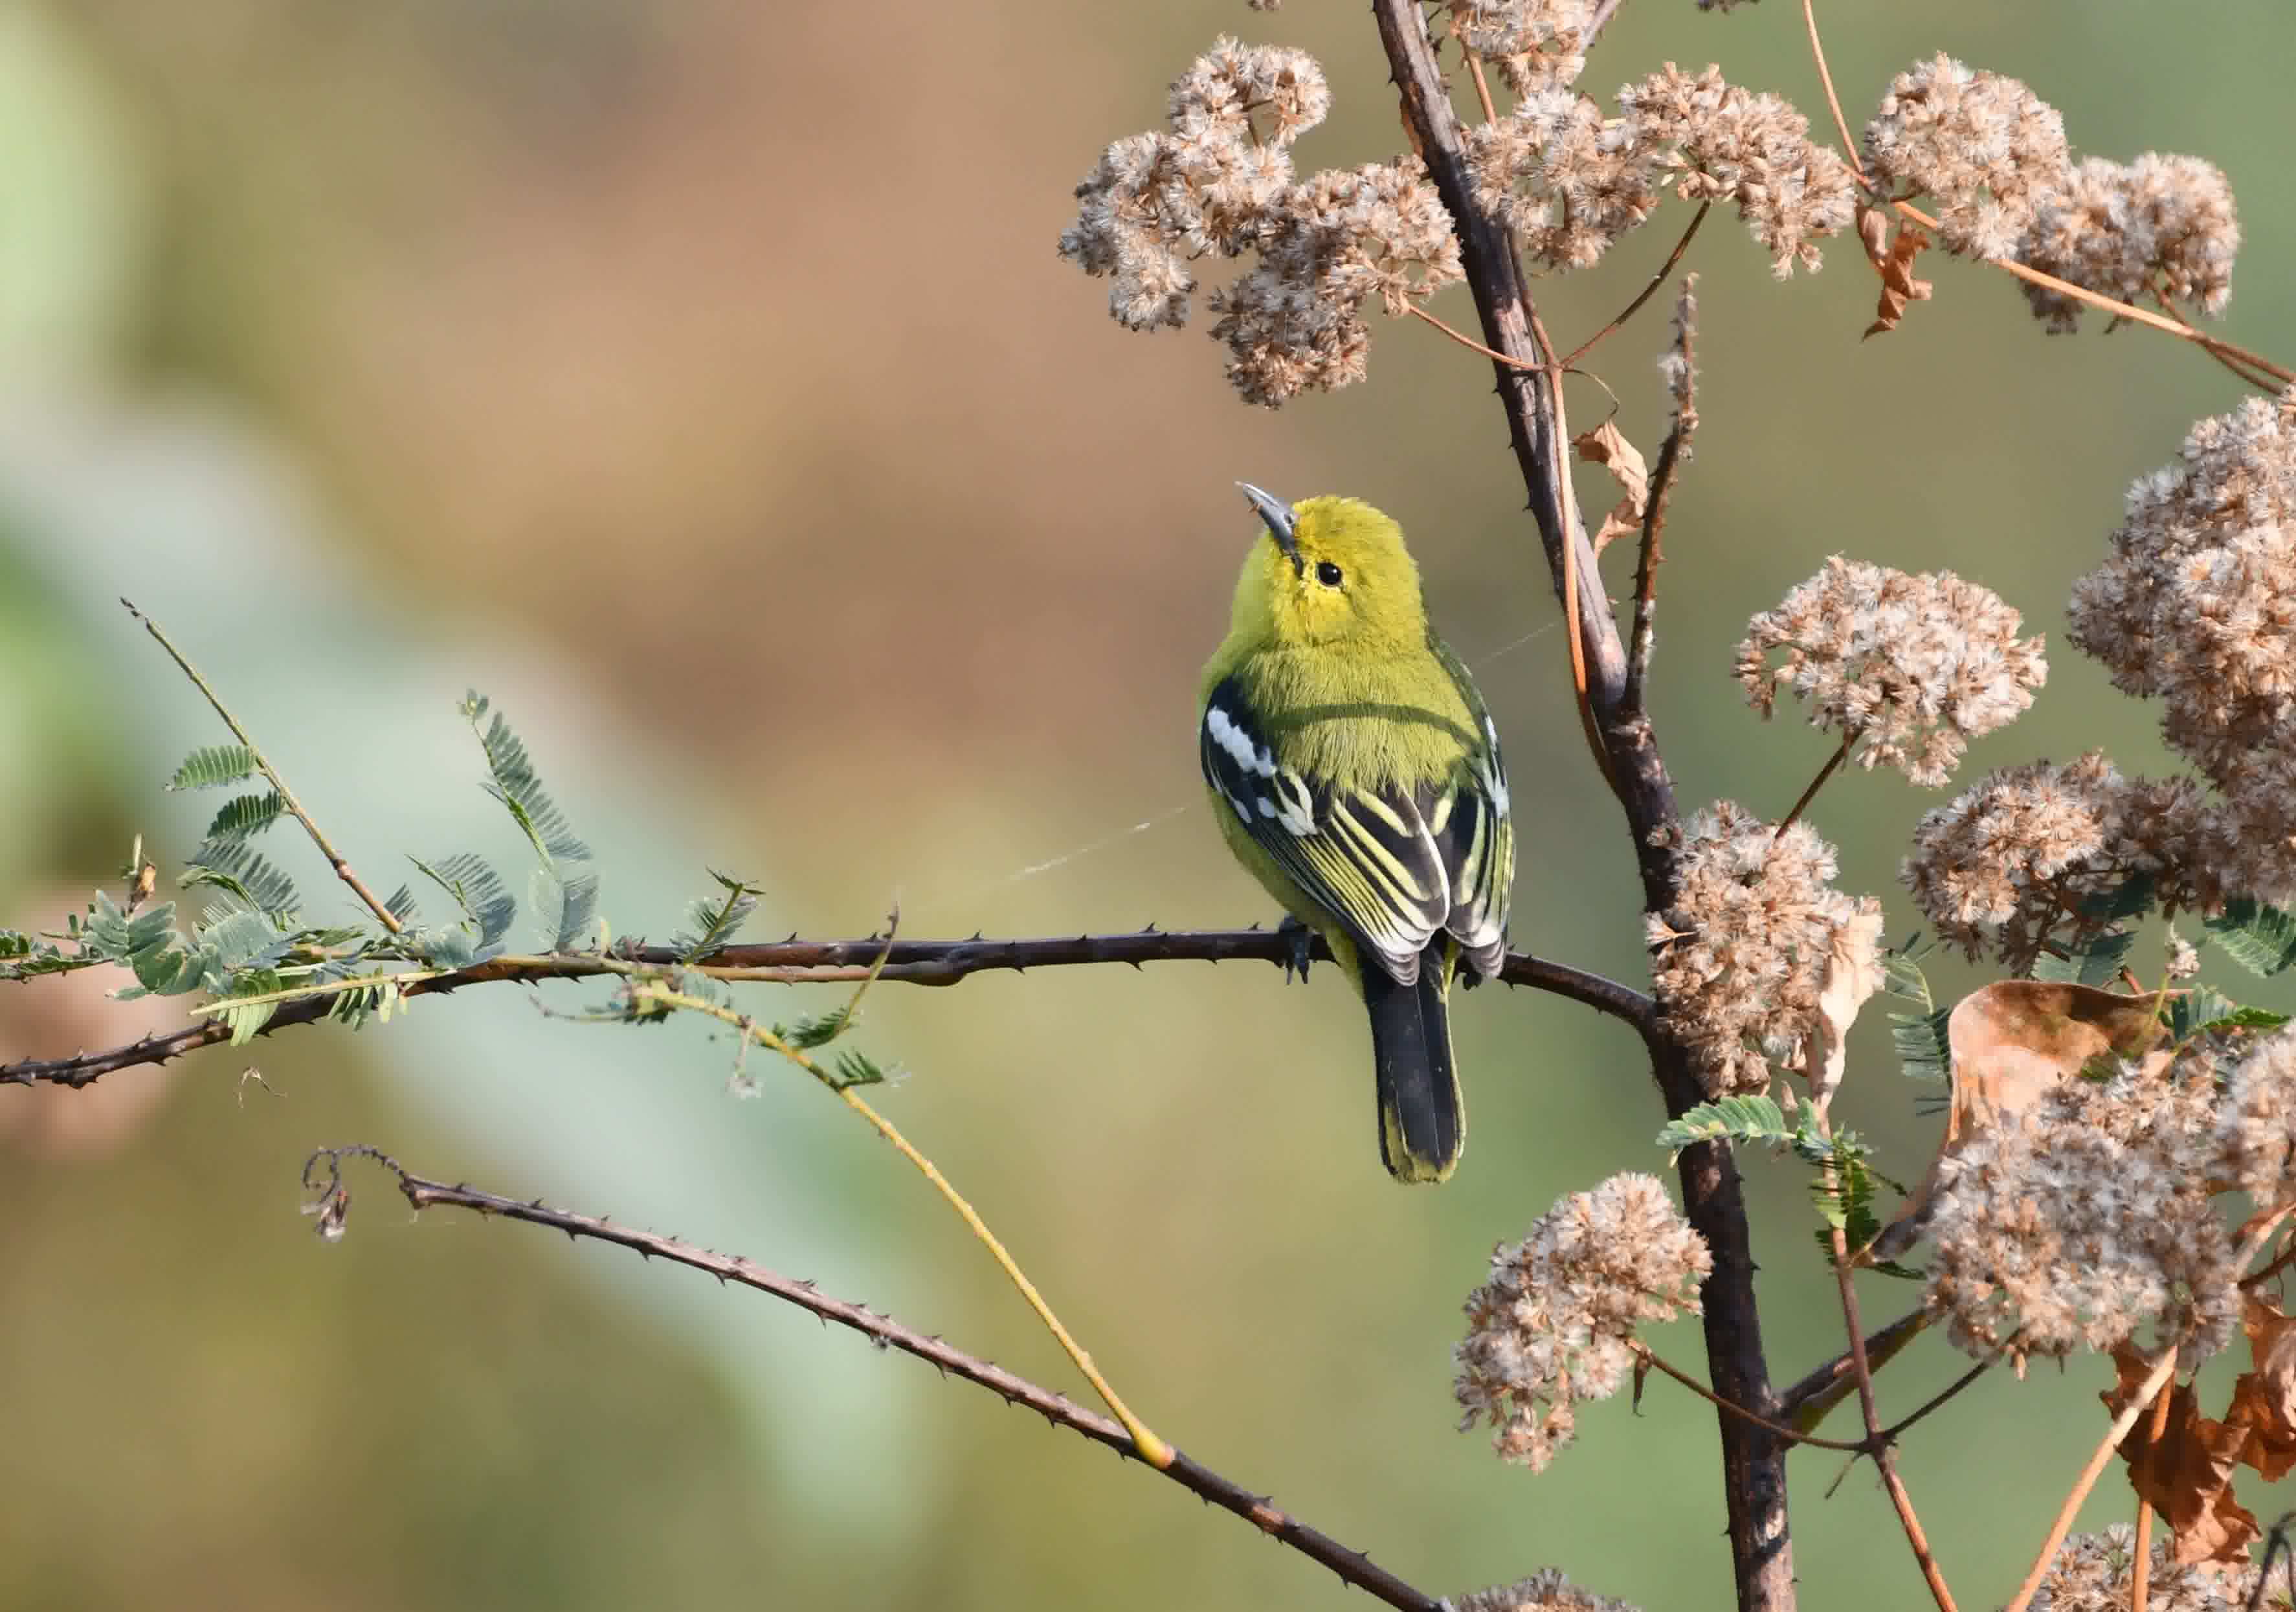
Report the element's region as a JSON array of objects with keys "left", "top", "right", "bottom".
[
  {"left": 779, "top": 1004, "right": 853, "bottom": 1050},
  {"left": 408, "top": 852, "right": 515, "bottom": 960},
  {"left": 830, "top": 1048, "right": 892, "bottom": 1089},
  {"left": 2031, "top": 927, "right": 2135, "bottom": 988},
  {"left": 0, "top": 926, "right": 98, "bottom": 981},
  {"left": 1656, "top": 1094, "right": 1791, "bottom": 1154},
  {"left": 529, "top": 867, "right": 601, "bottom": 953},
  {"left": 183, "top": 839, "right": 303, "bottom": 925},
  {"left": 2076, "top": 870, "right": 2157, "bottom": 927},
  {"left": 2204, "top": 898, "right": 2296, "bottom": 978},
  {"left": 2166, "top": 984, "right": 2291, "bottom": 1043},
  {"left": 327, "top": 976, "right": 405, "bottom": 1029},
  {"left": 463, "top": 692, "right": 592, "bottom": 868},
  {"left": 673, "top": 870, "right": 763, "bottom": 962},
  {"left": 199, "top": 909, "right": 282, "bottom": 974},
  {"left": 1882, "top": 941, "right": 1952, "bottom": 1084},
  {"left": 167, "top": 745, "right": 259, "bottom": 791},
  {"left": 205, "top": 791, "right": 285, "bottom": 842}
]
